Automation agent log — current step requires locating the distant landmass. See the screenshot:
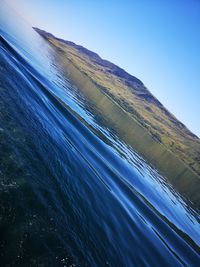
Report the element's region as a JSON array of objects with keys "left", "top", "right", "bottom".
[{"left": 33, "top": 27, "right": 200, "bottom": 177}]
